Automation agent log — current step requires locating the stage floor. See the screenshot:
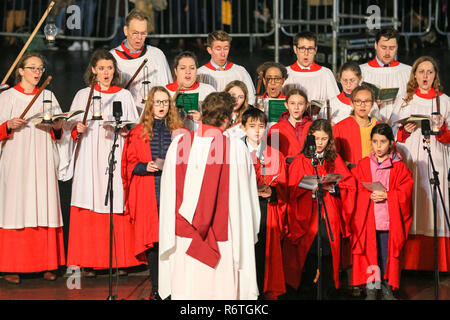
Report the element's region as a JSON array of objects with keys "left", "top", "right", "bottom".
[{"left": 0, "top": 267, "right": 449, "bottom": 300}]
